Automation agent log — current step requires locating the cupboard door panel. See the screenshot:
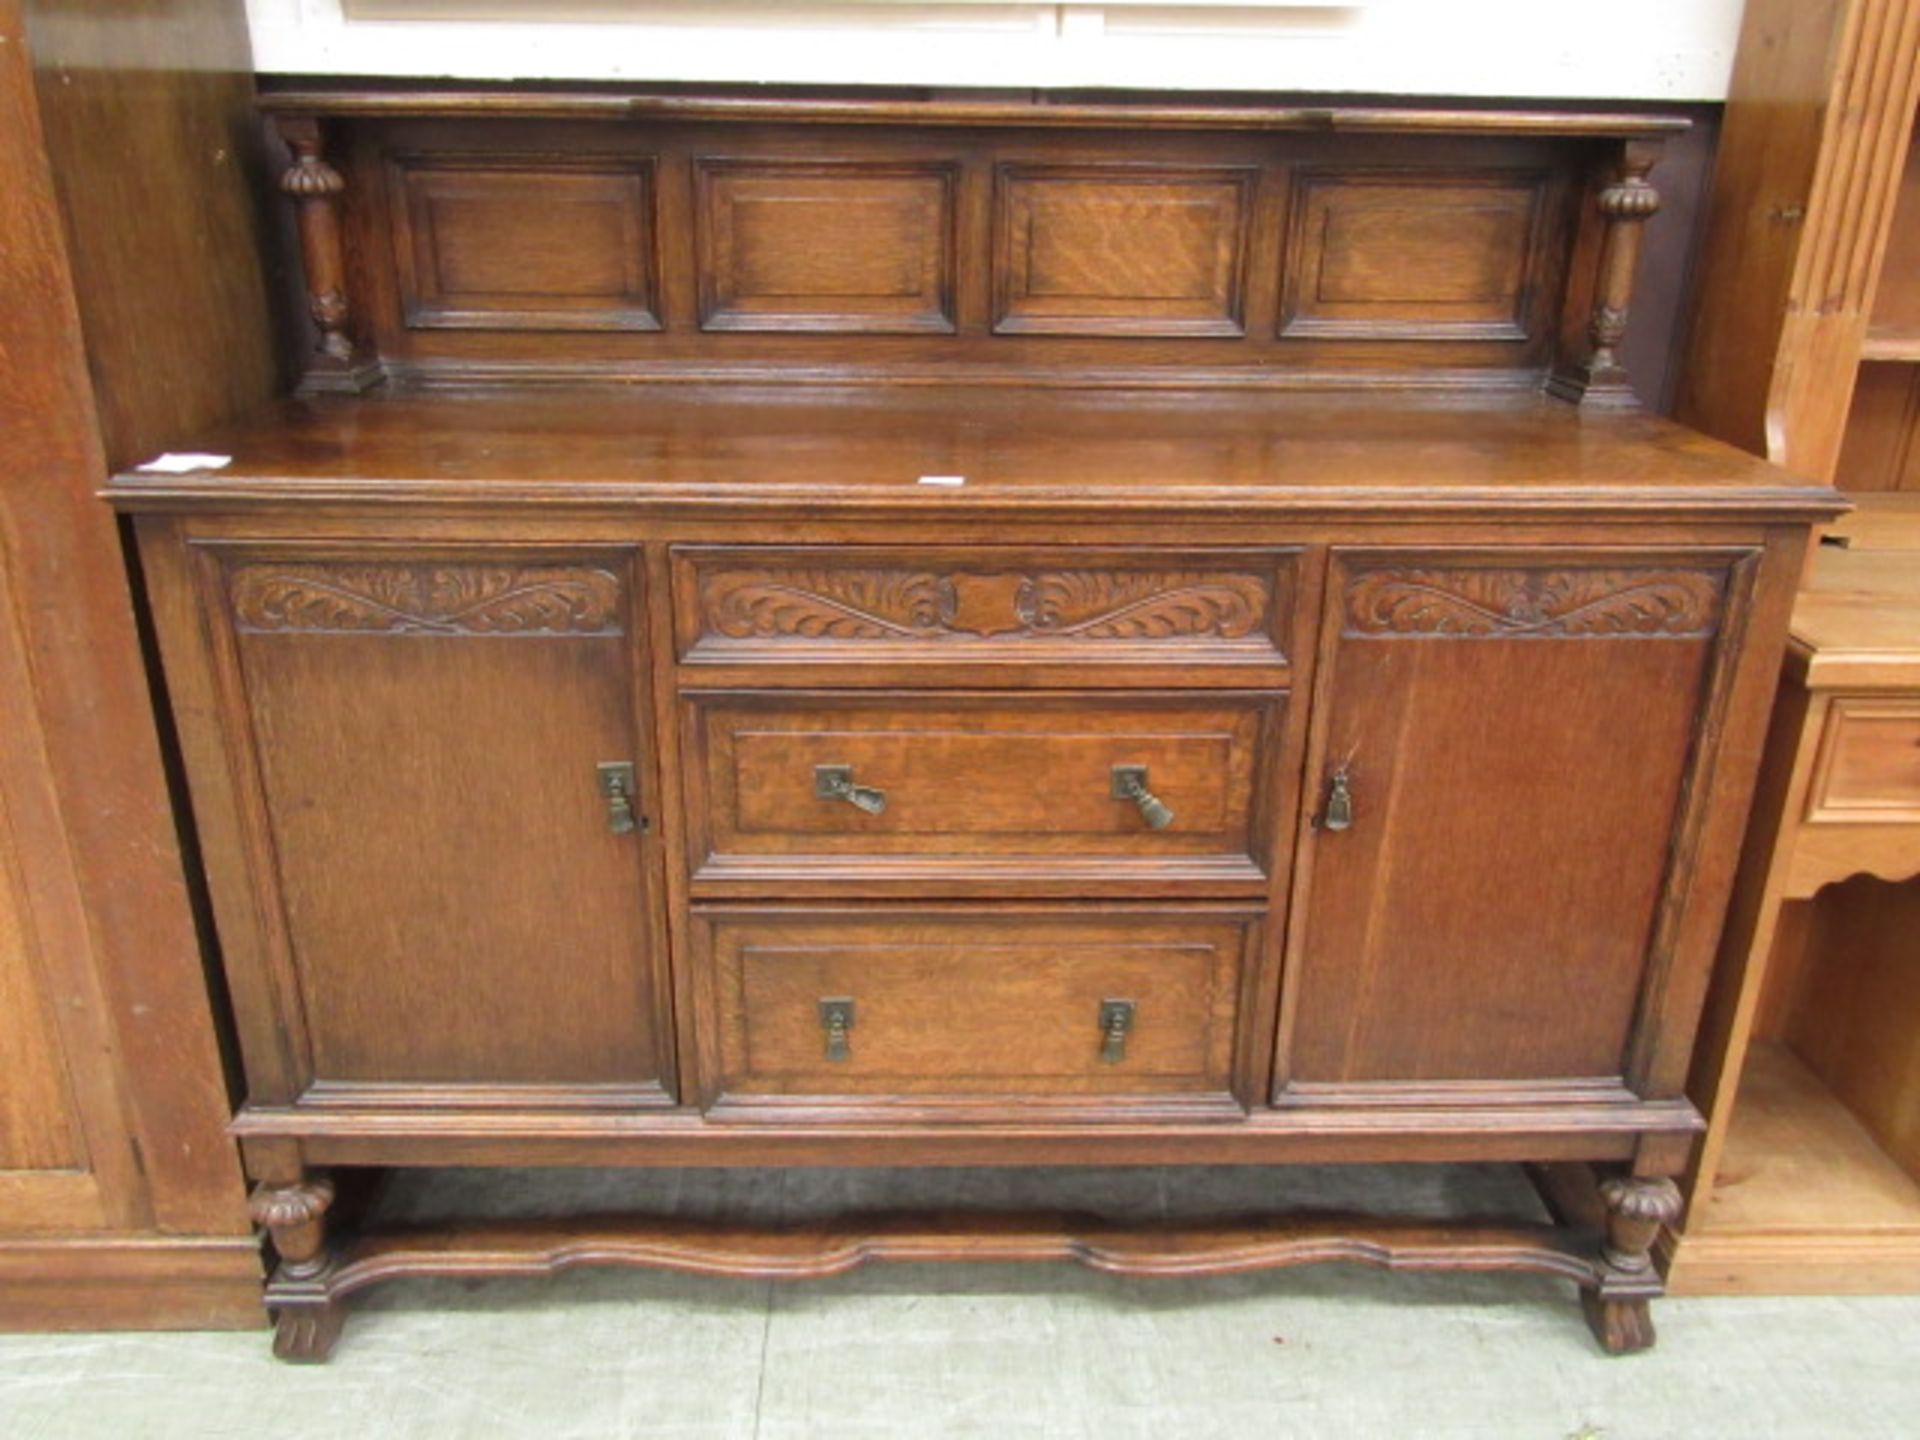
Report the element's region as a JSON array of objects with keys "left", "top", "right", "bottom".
[
  {"left": 1283, "top": 553, "right": 1739, "bottom": 1097},
  {"left": 219, "top": 553, "right": 672, "bottom": 1099}
]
